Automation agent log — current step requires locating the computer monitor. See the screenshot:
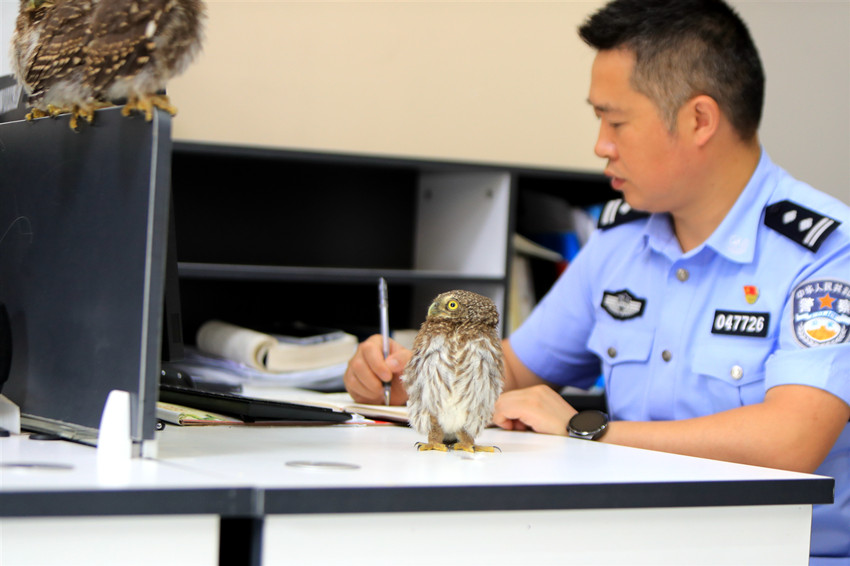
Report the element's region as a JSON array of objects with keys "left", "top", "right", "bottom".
[{"left": 0, "top": 106, "right": 173, "bottom": 455}]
